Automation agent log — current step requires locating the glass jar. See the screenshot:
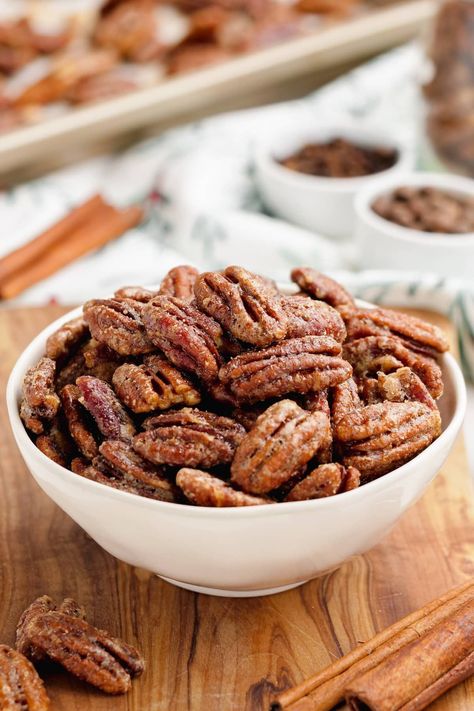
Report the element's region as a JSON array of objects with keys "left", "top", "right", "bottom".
[{"left": 422, "top": 0, "right": 474, "bottom": 176}]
